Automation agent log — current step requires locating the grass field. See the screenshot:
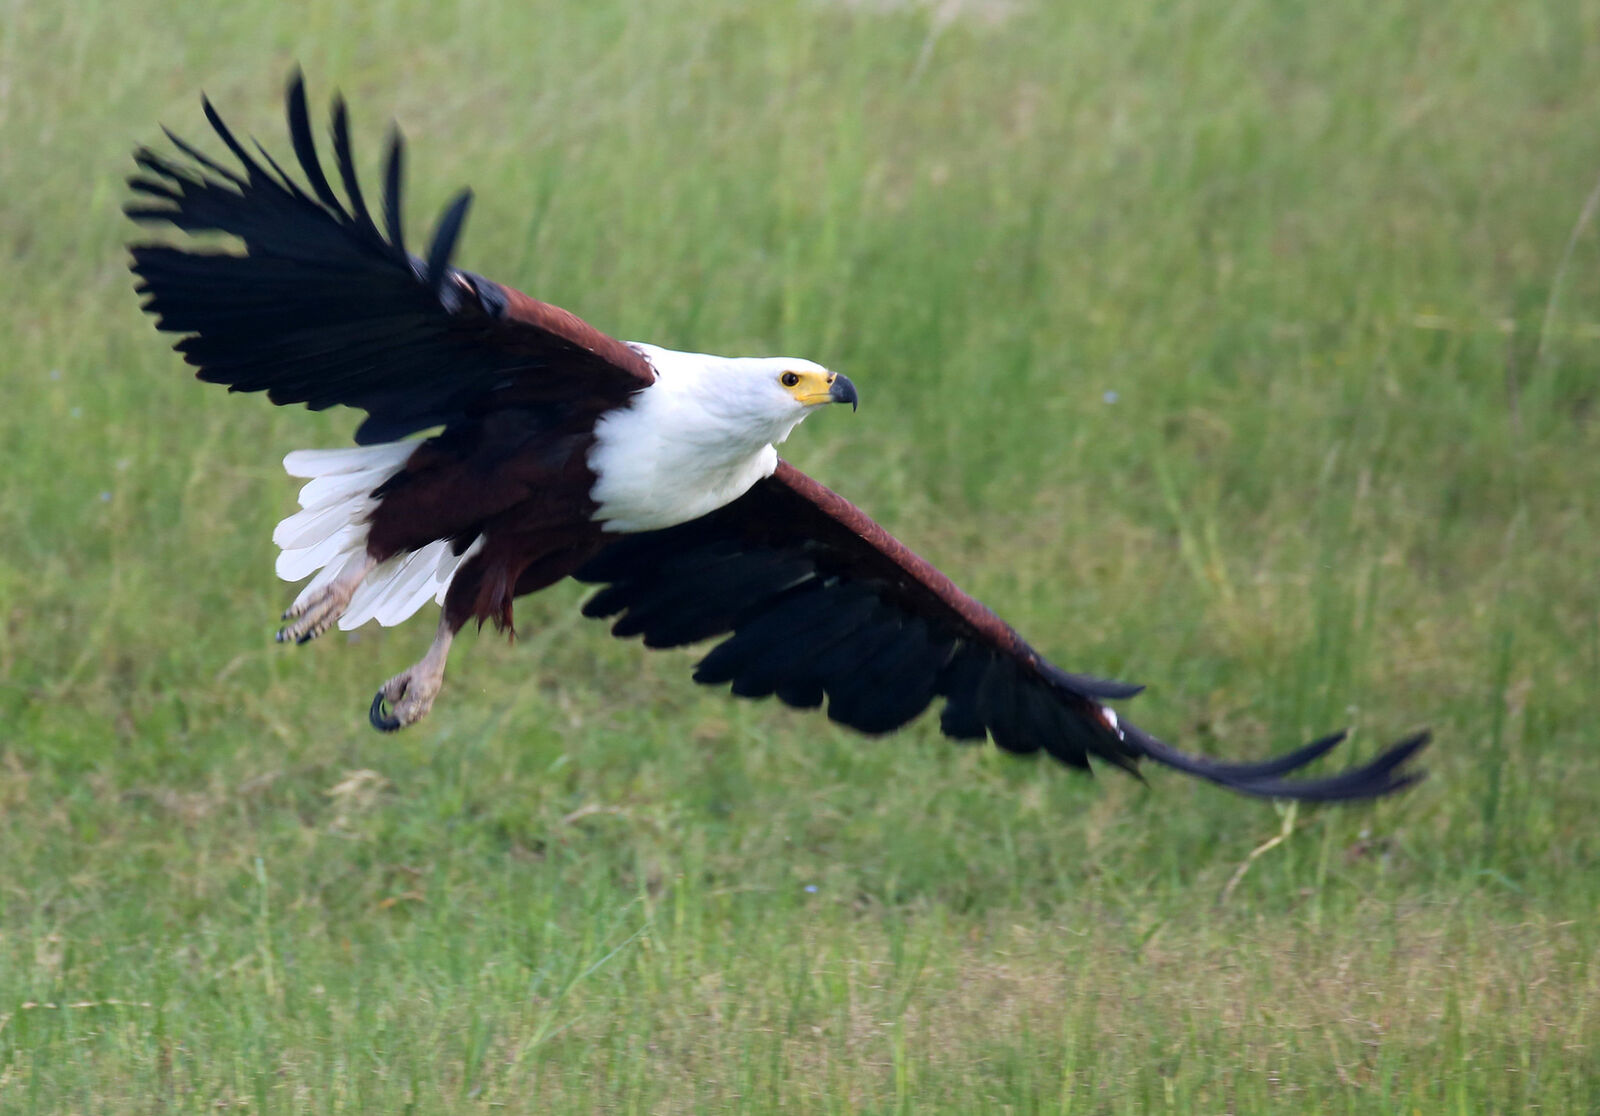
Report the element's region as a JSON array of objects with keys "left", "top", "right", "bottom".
[{"left": 3, "top": 0, "right": 1599, "bottom": 1110}]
